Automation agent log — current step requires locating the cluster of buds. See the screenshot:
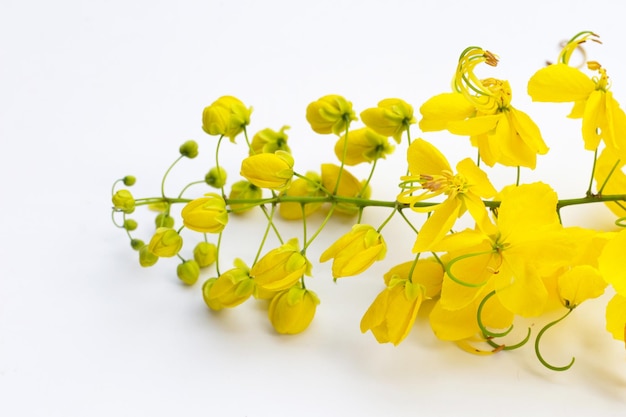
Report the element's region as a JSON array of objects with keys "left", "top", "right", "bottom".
[{"left": 111, "top": 32, "right": 626, "bottom": 372}]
